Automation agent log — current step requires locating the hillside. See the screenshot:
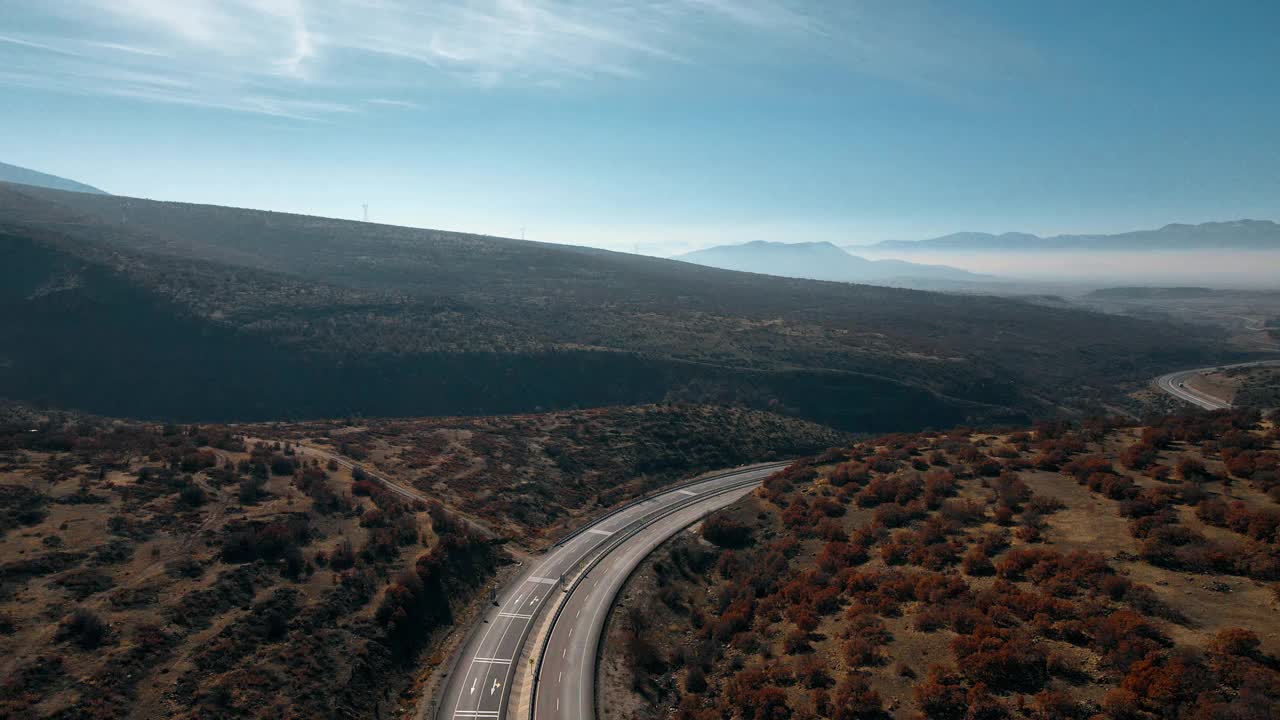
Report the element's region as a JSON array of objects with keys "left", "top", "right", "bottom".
[
  {"left": 0, "top": 182, "right": 1225, "bottom": 431},
  {"left": 0, "top": 402, "right": 841, "bottom": 719},
  {"left": 603, "top": 409, "right": 1280, "bottom": 720},
  {"left": 0, "top": 161, "right": 106, "bottom": 196},
  {"left": 864, "top": 219, "right": 1280, "bottom": 253},
  {"left": 675, "top": 241, "right": 989, "bottom": 285}
]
